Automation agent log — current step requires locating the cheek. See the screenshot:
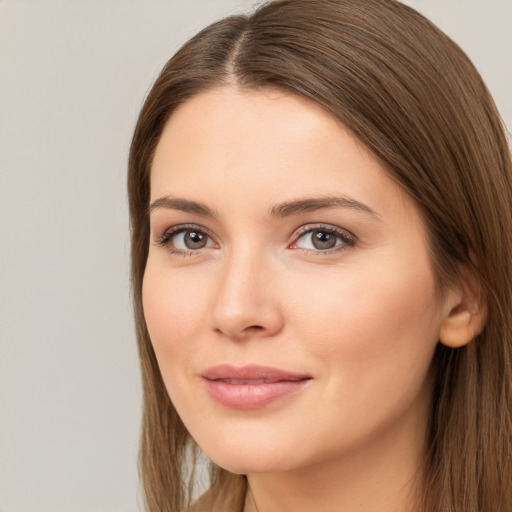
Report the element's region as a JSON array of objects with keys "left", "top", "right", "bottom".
[
  {"left": 286, "top": 256, "right": 441, "bottom": 393},
  {"left": 277, "top": 259, "right": 441, "bottom": 454},
  {"left": 142, "top": 265, "right": 209, "bottom": 367},
  {"left": 142, "top": 263, "right": 219, "bottom": 427}
]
